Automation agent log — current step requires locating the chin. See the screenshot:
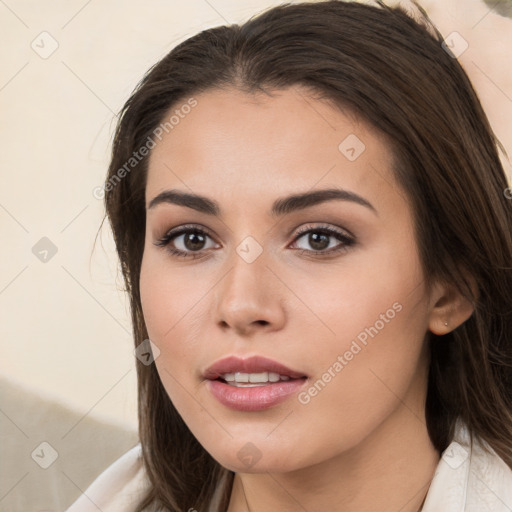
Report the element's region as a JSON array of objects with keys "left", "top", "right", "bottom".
[
  {"left": 199, "top": 433, "right": 314, "bottom": 475},
  {"left": 215, "top": 453, "right": 298, "bottom": 474}
]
